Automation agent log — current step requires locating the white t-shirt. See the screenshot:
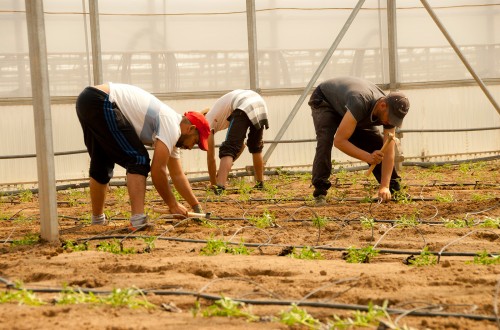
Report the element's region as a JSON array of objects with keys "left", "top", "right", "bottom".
[
  {"left": 205, "top": 91, "right": 235, "bottom": 133},
  {"left": 205, "top": 89, "right": 269, "bottom": 133},
  {"left": 108, "top": 82, "right": 181, "bottom": 158}
]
